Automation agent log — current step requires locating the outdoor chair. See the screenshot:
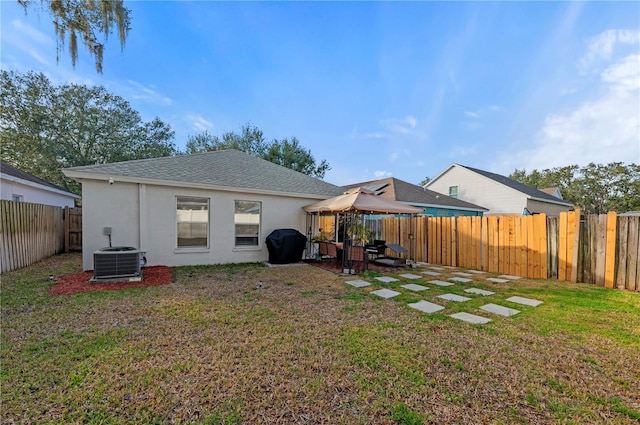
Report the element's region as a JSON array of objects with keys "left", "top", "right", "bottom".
[
  {"left": 317, "top": 241, "right": 328, "bottom": 259},
  {"left": 326, "top": 242, "right": 339, "bottom": 264},
  {"left": 347, "top": 245, "right": 367, "bottom": 274},
  {"left": 365, "top": 239, "right": 386, "bottom": 258}
]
